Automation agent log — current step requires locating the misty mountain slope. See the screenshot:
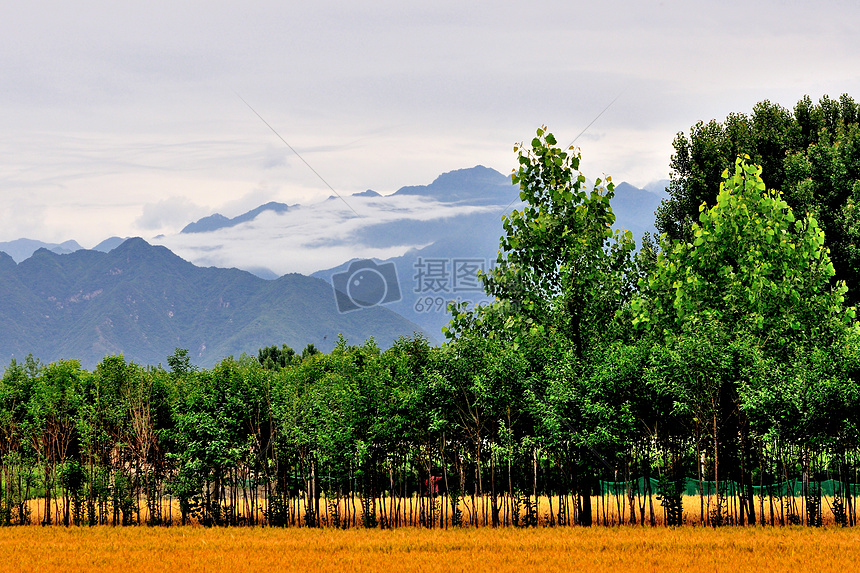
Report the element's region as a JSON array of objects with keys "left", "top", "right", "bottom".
[
  {"left": 0, "top": 237, "right": 128, "bottom": 264},
  {"left": 311, "top": 209, "right": 508, "bottom": 337},
  {"left": 0, "top": 166, "right": 663, "bottom": 354},
  {"left": 0, "top": 251, "right": 52, "bottom": 354},
  {"left": 0, "top": 239, "right": 428, "bottom": 369}
]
